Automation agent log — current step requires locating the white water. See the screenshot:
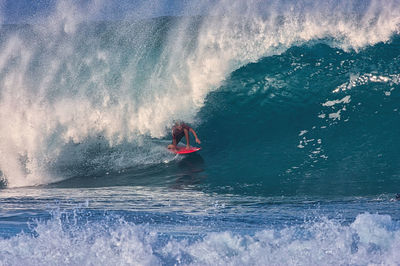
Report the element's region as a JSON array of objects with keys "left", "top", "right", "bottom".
[{"left": 0, "top": 212, "right": 399, "bottom": 265}]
